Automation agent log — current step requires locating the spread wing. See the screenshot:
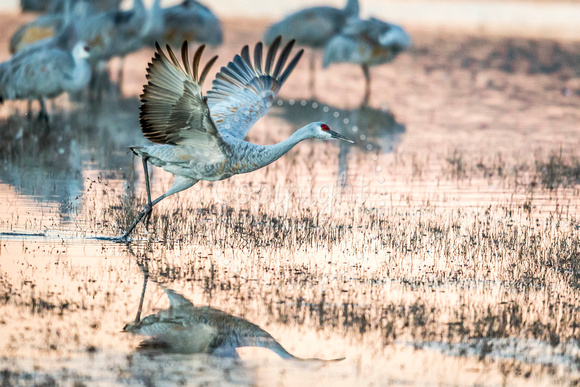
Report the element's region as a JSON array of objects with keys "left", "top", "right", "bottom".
[
  {"left": 206, "top": 36, "right": 304, "bottom": 140},
  {"left": 139, "top": 41, "right": 229, "bottom": 159}
]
